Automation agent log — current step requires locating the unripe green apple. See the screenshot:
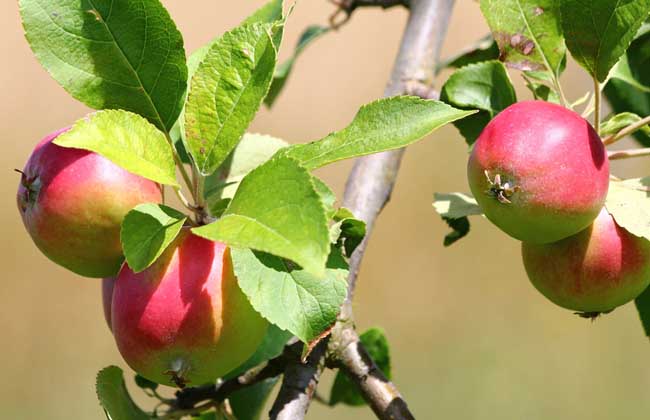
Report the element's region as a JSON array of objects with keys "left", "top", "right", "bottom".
[
  {"left": 111, "top": 230, "right": 268, "bottom": 387},
  {"left": 17, "top": 128, "right": 162, "bottom": 277},
  {"left": 467, "top": 101, "right": 609, "bottom": 244},
  {"left": 522, "top": 209, "right": 650, "bottom": 314}
]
